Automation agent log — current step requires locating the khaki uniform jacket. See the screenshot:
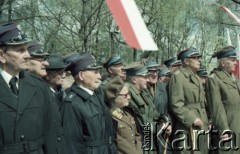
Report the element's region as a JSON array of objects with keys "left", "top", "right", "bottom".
[
  {"left": 206, "top": 69, "right": 240, "bottom": 154},
  {"left": 169, "top": 67, "right": 208, "bottom": 129},
  {"left": 111, "top": 108, "right": 142, "bottom": 154},
  {"left": 168, "top": 67, "right": 208, "bottom": 154},
  {"left": 206, "top": 69, "right": 240, "bottom": 132}
]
